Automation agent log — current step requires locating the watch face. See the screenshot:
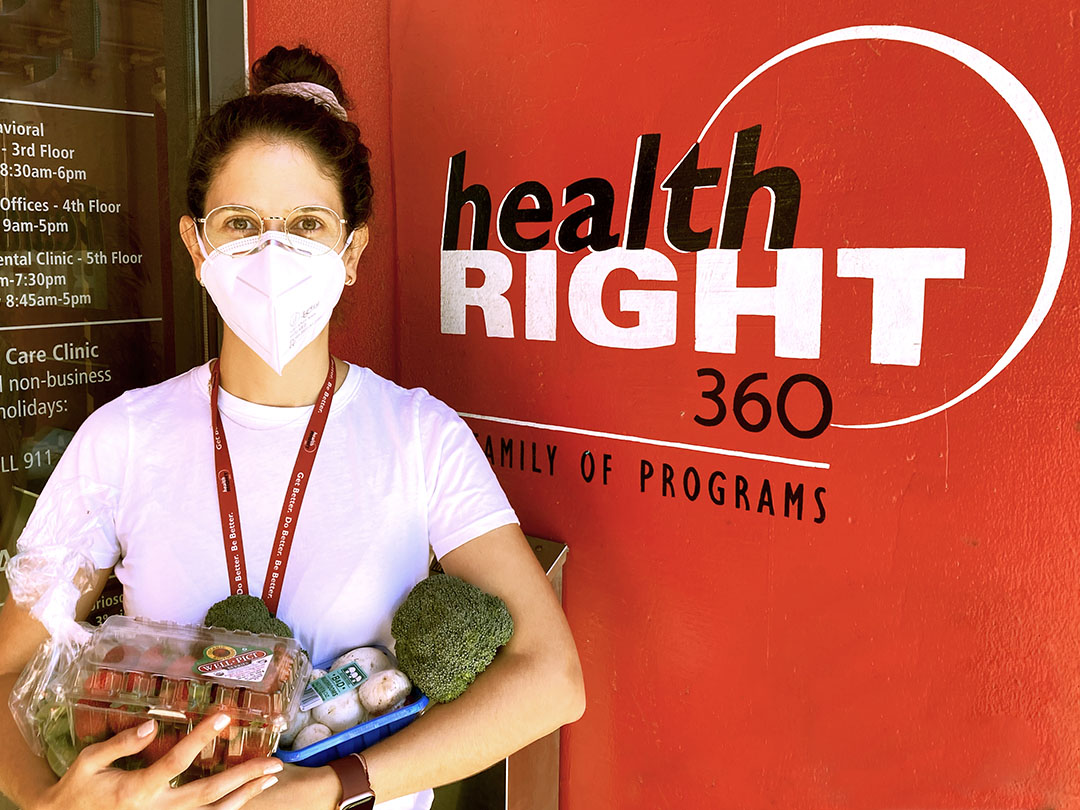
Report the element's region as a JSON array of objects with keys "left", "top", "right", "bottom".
[{"left": 342, "top": 797, "right": 375, "bottom": 810}]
